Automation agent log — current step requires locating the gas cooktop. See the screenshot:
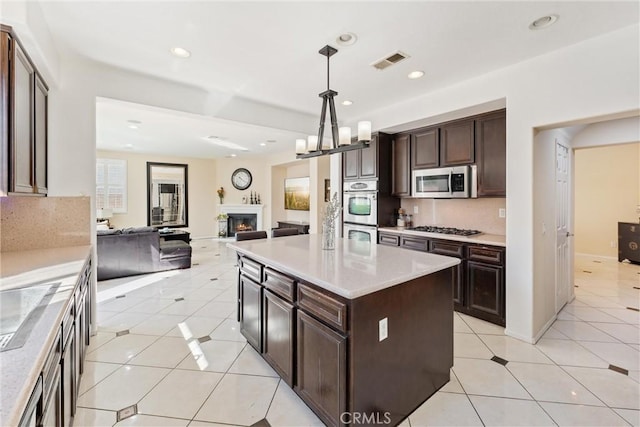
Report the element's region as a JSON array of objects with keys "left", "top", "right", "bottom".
[{"left": 407, "top": 226, "right": 483, "bottom": 236}]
